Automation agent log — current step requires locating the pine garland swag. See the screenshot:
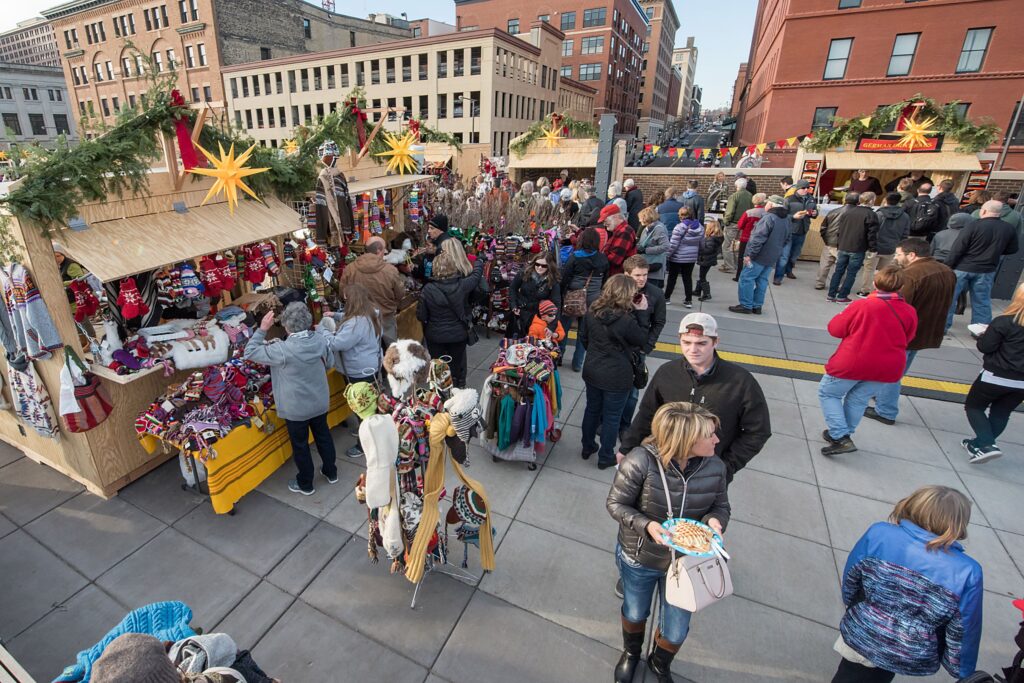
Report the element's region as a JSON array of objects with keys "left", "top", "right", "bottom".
[{"left": 509, "top": 113, "right": 599, "bottom": 158}]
